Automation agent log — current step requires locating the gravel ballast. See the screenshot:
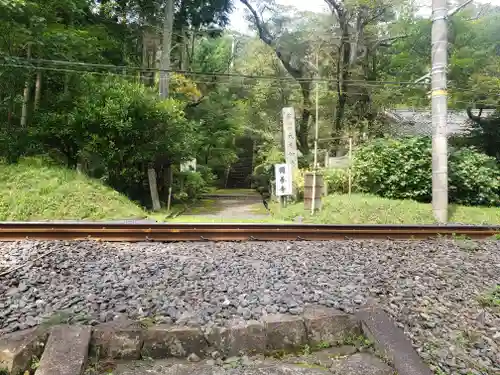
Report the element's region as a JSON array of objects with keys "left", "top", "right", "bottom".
[{"left": 0, "top": 240, "right": 499, "bottom": 374}]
